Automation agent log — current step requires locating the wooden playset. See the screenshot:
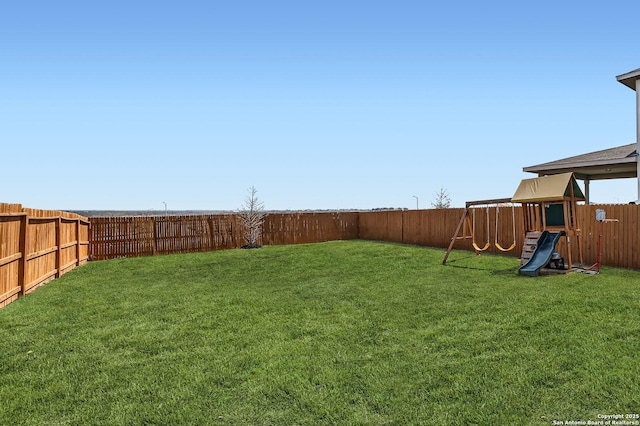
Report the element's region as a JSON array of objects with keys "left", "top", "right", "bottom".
[{"left": 443, "top": 172, "right": 588, "bottom": 276}]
